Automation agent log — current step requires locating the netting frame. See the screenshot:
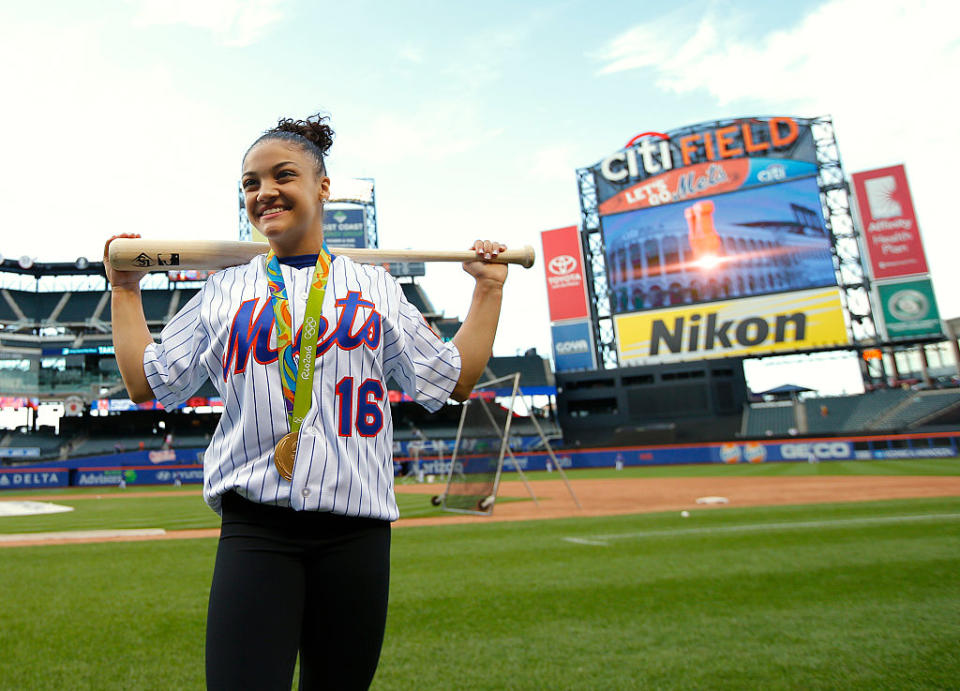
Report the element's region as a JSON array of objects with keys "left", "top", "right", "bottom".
[{"left": 440, "top": 373, "right": 523, "bottom": 516}]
